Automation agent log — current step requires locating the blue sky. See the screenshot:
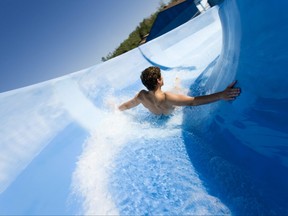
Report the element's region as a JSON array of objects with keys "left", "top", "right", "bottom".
[{"left": 0, "top": 0, "right": 169, "bottom": 92}]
